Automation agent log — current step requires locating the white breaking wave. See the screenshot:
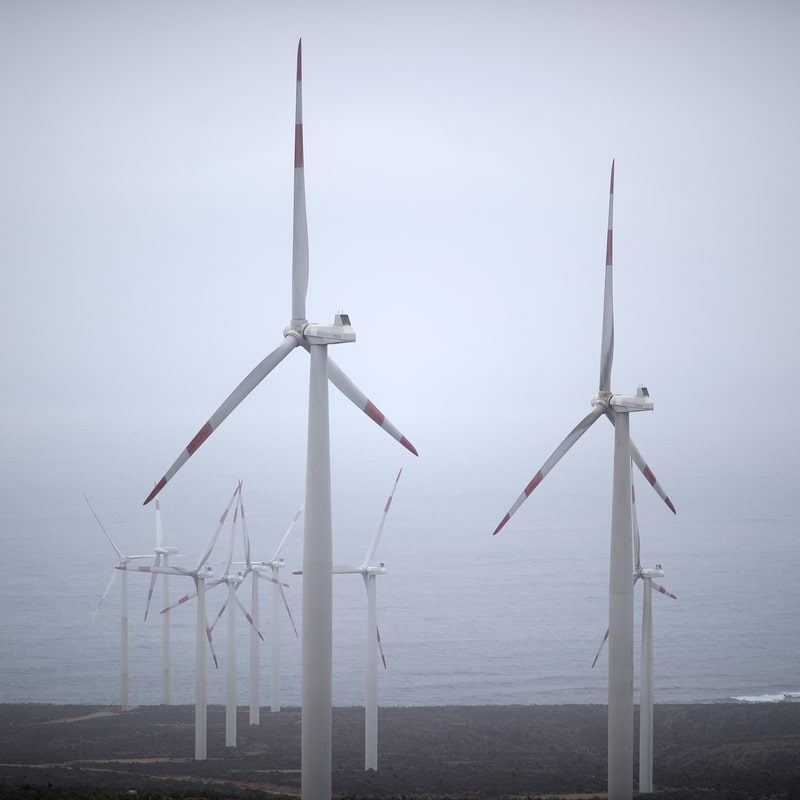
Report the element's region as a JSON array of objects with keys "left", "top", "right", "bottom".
[{"left": 732, "top": 692, "right": 800, "bottom": 703}]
